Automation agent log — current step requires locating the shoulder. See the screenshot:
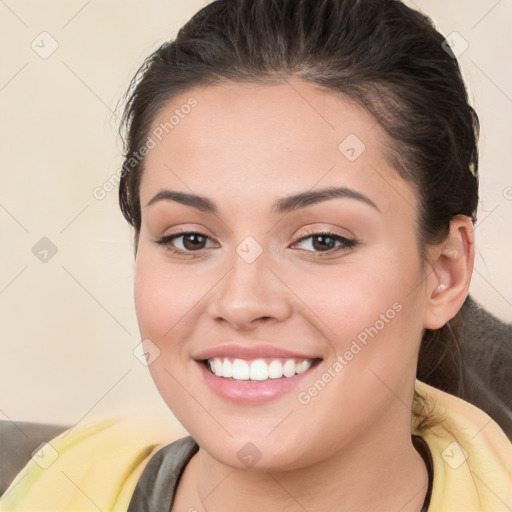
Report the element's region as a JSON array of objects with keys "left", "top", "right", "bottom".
[
  {"left": 0, "top": 412, "right": 189, "bottom": 511},
  {"left": 413, "top": 379, "right": 512, "bottom": 511}
]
